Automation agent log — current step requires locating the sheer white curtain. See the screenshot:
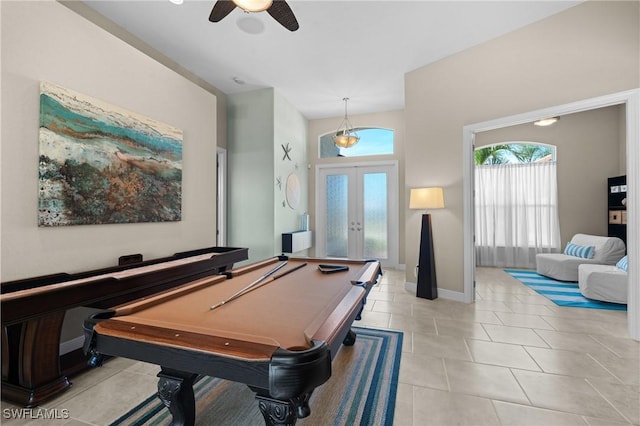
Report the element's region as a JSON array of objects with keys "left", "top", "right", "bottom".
[{"left": 475, "top": 161, "right": 561, "bottom": 268}]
